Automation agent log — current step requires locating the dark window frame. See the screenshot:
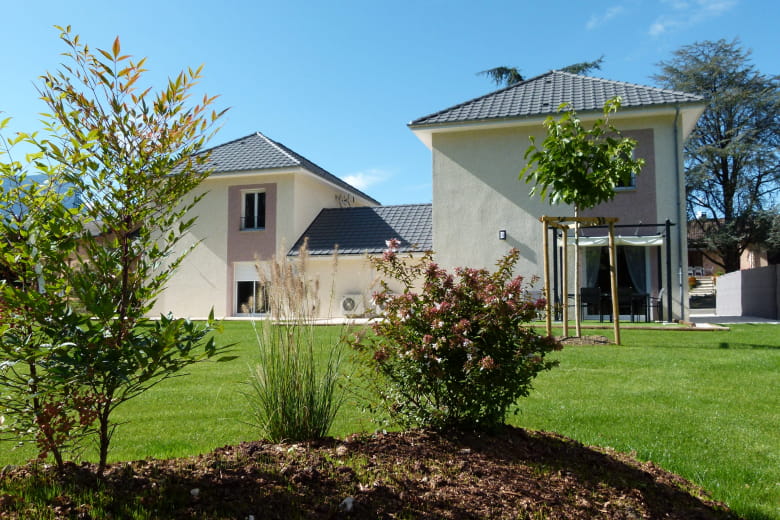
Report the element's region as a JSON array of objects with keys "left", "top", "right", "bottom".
[{"left": 241, "top": 191, "right": 266, "bottom": 230}]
